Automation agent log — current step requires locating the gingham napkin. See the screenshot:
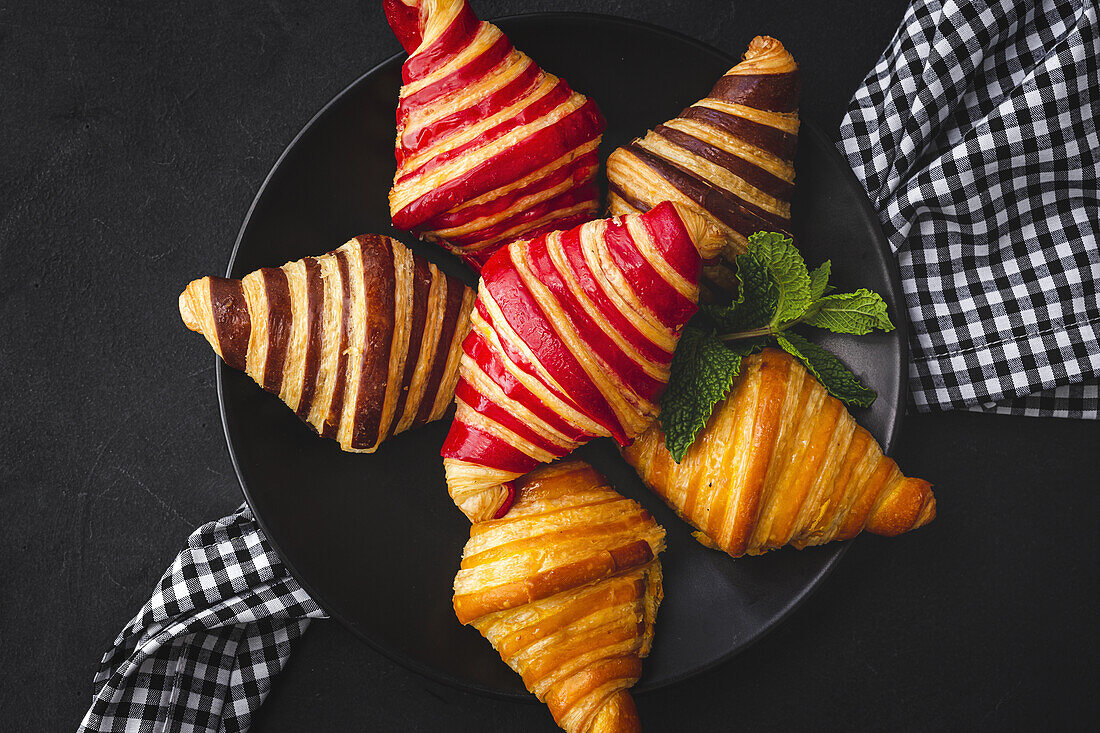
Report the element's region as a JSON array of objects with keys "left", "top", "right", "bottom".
[
  {"left": 78, "top": 504, "right": 326, "bottom": 733},
  {"left": 838, "top": 0, "right": 1099, "bottom": 417}
]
